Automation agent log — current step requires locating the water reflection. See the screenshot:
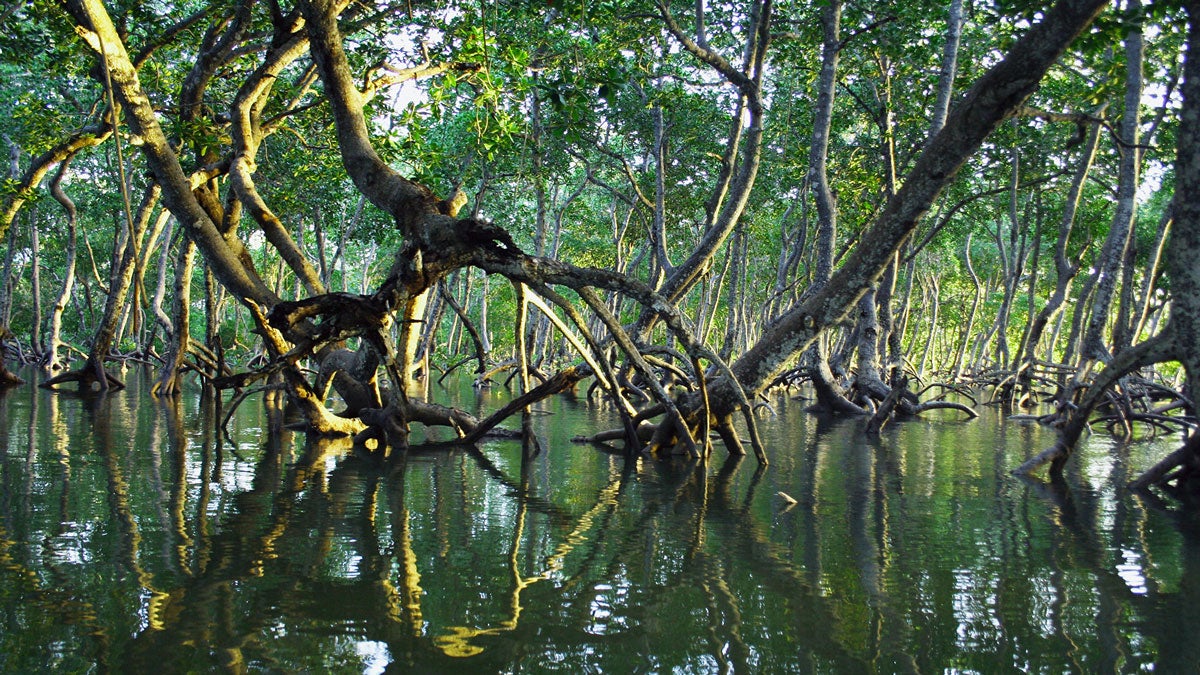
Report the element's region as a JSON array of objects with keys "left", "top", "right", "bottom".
[{"left": 2, "top": 369, "right": 1200, "bottom": 671}]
